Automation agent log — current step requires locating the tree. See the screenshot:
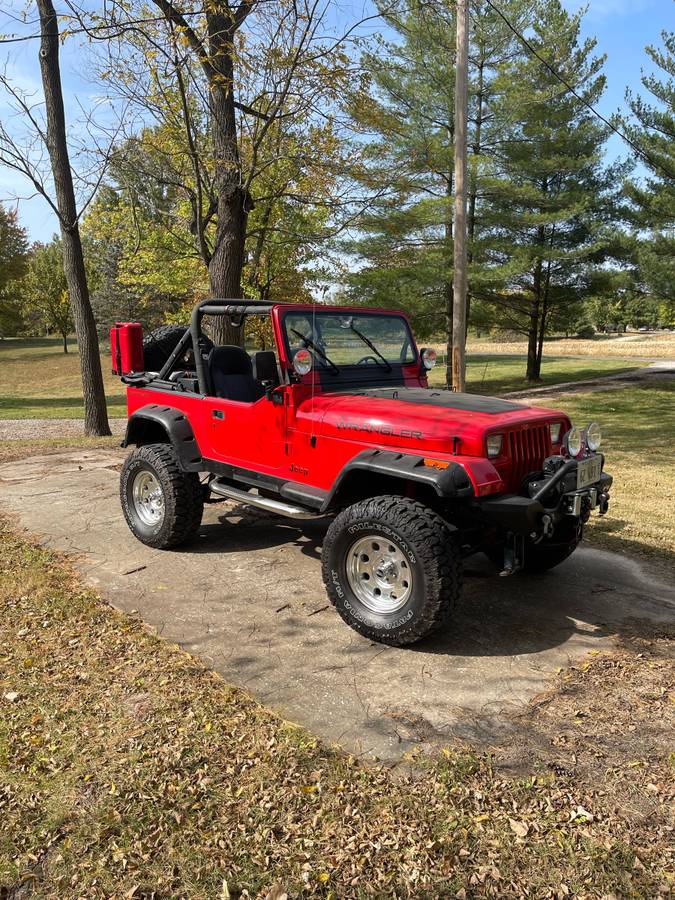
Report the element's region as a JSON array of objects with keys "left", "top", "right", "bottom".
[
  {"left": 480, "top": 0, "right": 625, "bottom": 380},
  {"left": 344, "top": 0, "right": 533, "bottom": 386},
  {"left": 0, "top": 205, "right": 28, "bottom": 336},
  {"left": 75, "top": 0, "right": 360, "bottom": 343},
  {"left": 0, "top": 1, "right": 111, "bottom": 434},
  {"left": 624, "top": 30, "right": 675, "bottom": 319},
  {"left": 21, "top": 239, "right": 73, "bottom": 352}
]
